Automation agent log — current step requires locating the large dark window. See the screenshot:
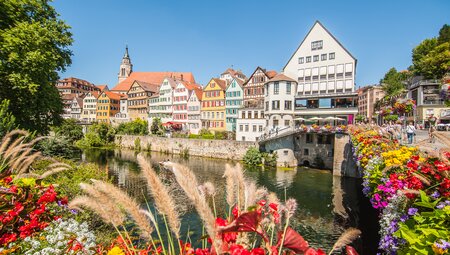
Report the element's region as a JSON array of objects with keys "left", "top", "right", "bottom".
[
  {"left": 307, "top": 99, "right": 319, "bottom": 109},
  {"left": 272, "top": 100, "right": 280, "bottom": 110}
]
